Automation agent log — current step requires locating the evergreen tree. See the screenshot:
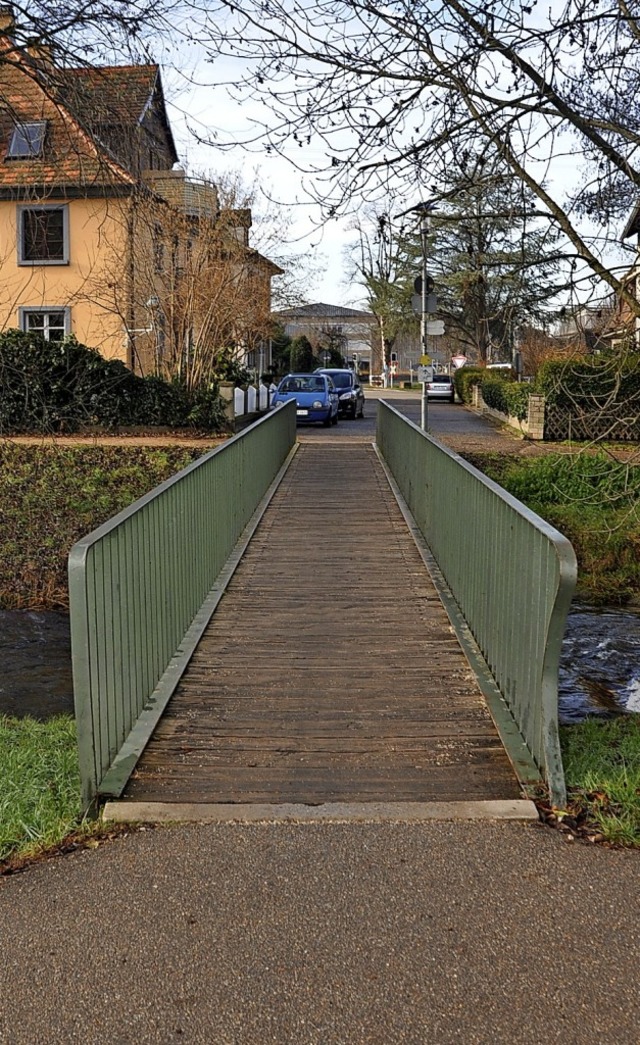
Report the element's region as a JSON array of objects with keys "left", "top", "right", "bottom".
[
  {"left": 289, "top": 335, "right": 316, "bottom": 372},
  {"left": 425, "top": 157, "right": 563, "bottom": 363}
]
